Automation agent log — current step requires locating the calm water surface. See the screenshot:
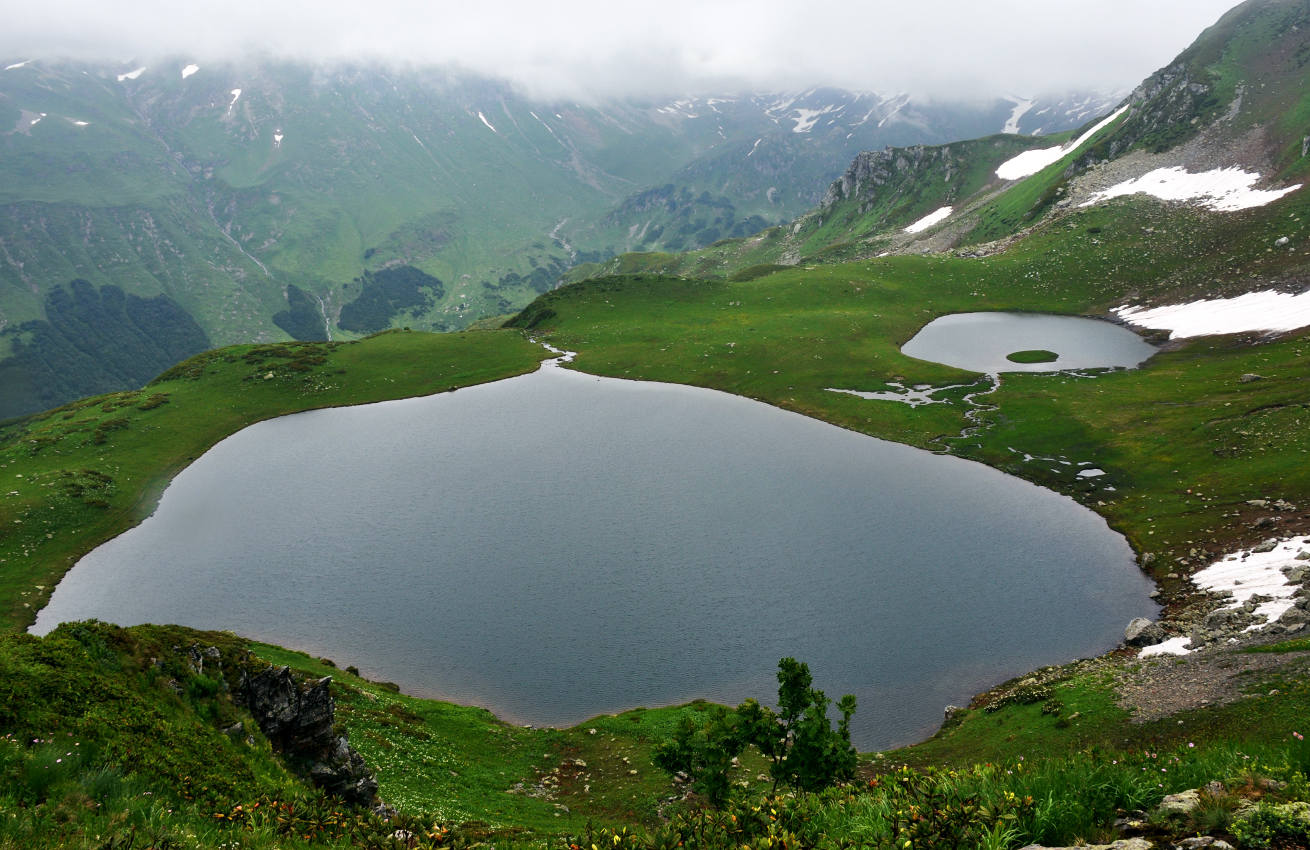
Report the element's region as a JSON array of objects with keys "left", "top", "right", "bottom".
[
  {"left": 35, "top": 362, "right": 1156, "bottom": 749},
  {"left": 903, "top": 312, "right": 1157, "bottom": 373}
]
